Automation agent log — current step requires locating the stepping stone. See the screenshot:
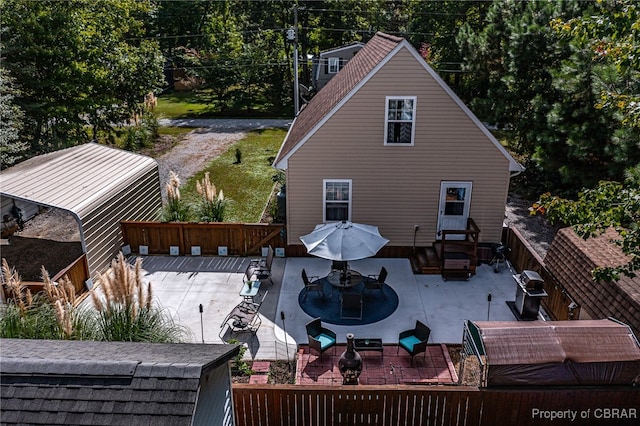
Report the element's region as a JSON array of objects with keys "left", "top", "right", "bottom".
[
  {"left": 251, "top": 361, "right": 271, "bottom": 374},
  {"left": 249, "top": 374, "right": 269, "bottom": 384}
]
